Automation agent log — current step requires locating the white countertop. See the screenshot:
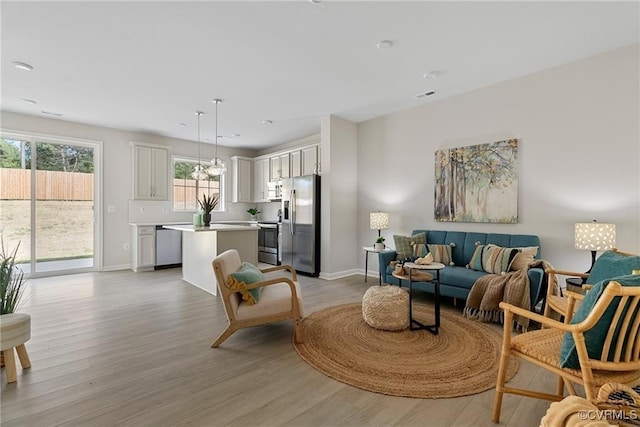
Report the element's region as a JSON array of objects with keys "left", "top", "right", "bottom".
[
  {"left": 162, "top": 224, "right": 259, "bottom": 232},
  {"left": 128, "top": 220, "right": 263, "bottom": 226}
]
